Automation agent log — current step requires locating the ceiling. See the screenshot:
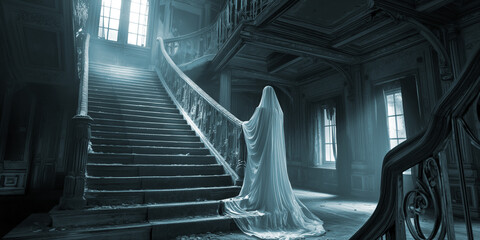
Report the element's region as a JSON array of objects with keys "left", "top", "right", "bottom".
[
  {"left": 284, "top": 0, "right": 367, "bottom": 29},
  {"left": 218, "top": 0, "right": 480, "bottom": 90}
]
